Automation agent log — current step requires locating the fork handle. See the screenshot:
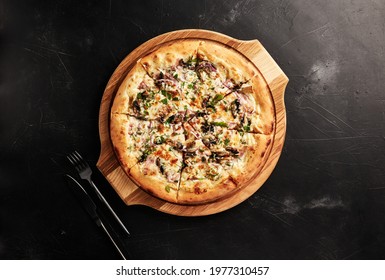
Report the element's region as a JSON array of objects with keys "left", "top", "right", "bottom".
[{"left": 88, "top": 179, "right": 130, "bottom": 236}]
